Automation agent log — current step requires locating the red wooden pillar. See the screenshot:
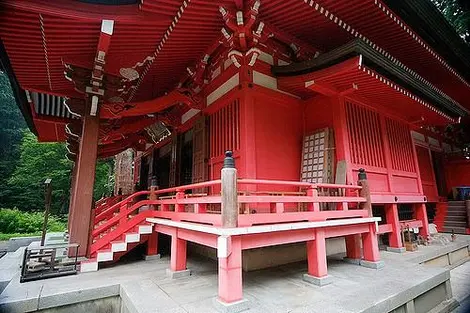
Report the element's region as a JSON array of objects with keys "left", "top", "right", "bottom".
[
  {"left": 167, "top": 229, "right": 190, "bottom": 278},
  {"left": 68, "top": 111, "right": 100, "bottom": 257},
  {"left": 345, "top": 235, "right": 362, "bottom": 260},
  {"left": 170, "top": 235, "right": 187, "bottom": 271},
  {"left": 414, "top": 203, "right": 430, "bottom": 238},
  {"left": 360, "top": 223, "right": 384, "bottom": 269},
  {"left": 144, "top": 231, "right": 159, "bottom": 260},
  {"left": 303, "top": 228, "right": 331, "bottom": 286},
  {"left": 385, "top": 204, "right": 405, "bottom": 252},
  {"left": 67, "top": 163, "right": 78, "bottom": 232},
  {"left": 218, "top": 236, "right": 243, "bottom": 304}
]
